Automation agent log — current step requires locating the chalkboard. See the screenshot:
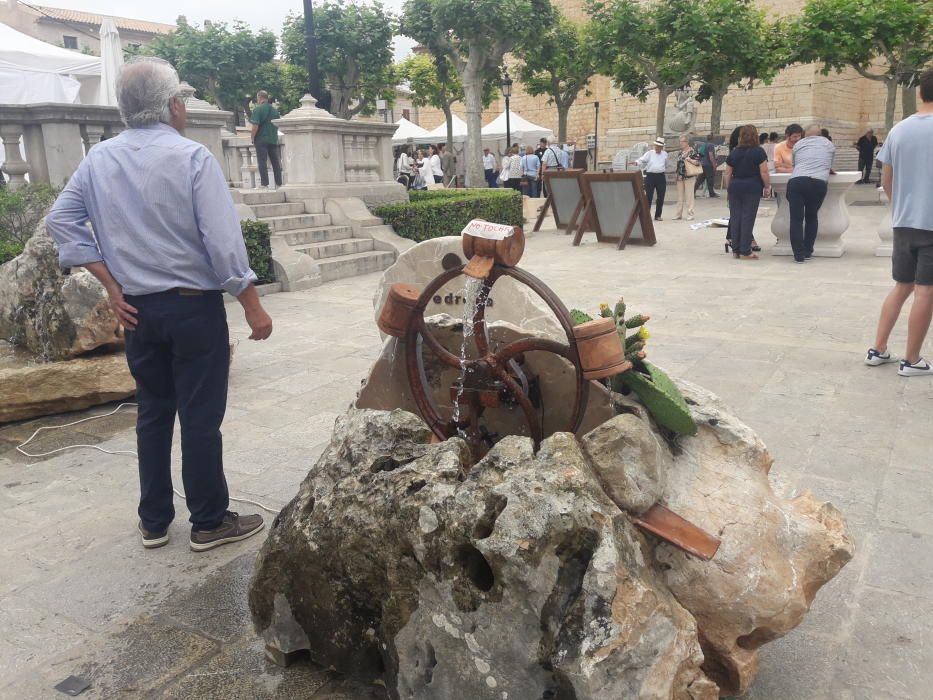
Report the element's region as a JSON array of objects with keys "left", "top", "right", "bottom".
[
  {"left": 534, "top": 169, "right": 586, "bottom": 235},
  {"left": 573, "top": 172, "right": 656, "bottom": 250}
]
